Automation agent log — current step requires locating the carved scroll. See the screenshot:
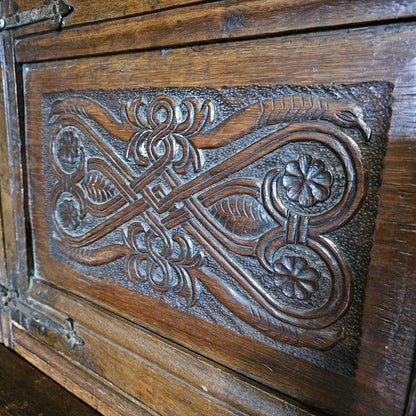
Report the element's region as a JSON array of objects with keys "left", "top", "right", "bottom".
[{"left": 42, "top": 84, "right": 392, "bottom": 370}]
